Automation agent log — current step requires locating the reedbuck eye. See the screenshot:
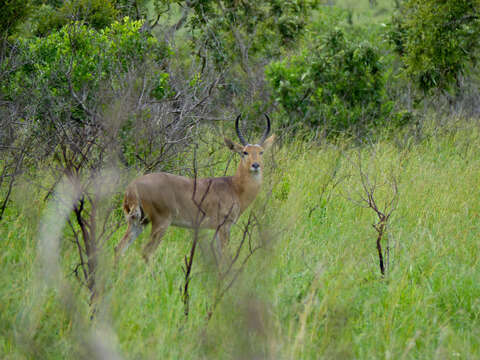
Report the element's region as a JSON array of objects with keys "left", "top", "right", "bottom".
[
  {"left": 243, "top": 151, "right": 248, "bottom": 156},
  {"left": 260, "top": 151, "right": 264, "bottom": 155}
]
